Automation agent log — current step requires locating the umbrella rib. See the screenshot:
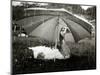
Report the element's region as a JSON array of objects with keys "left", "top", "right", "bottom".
[
  {"left": 61, "top": 18, "right": 81, "bottom": 42},
  {"left": 63, "top": 16, "right": 92, "bottom": 34},
  {"left": 24, "top": 16, "right": 55, "bottom": 34}
]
